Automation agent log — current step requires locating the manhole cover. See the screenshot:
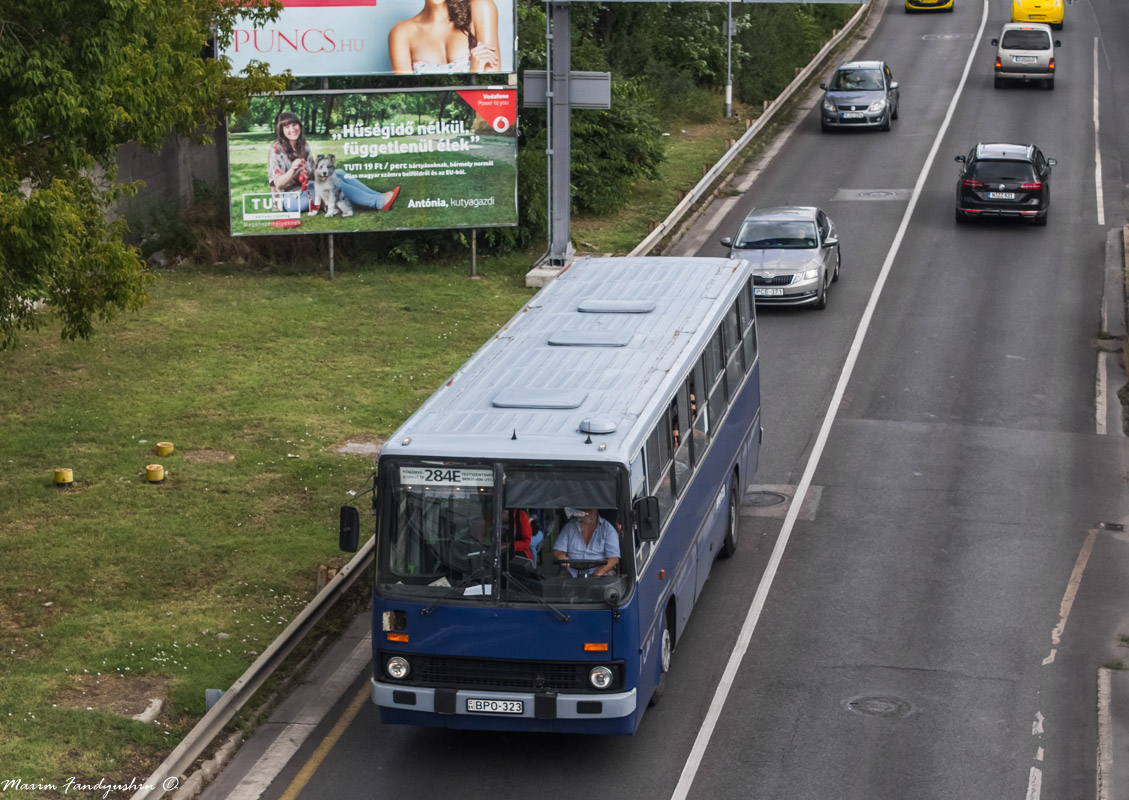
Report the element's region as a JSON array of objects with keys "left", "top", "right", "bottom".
[
  {"left": 922, "top": 33, "right": 966, "bottom": 40},
  {"left": 846, "top": 695, "right": 912, "bottom": 718},
  {"left": 859, "top": 190, "right": 895, "bottom": 199},
  {"left": 747, "top": 491, "right": 788, "bottom": 507}
]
